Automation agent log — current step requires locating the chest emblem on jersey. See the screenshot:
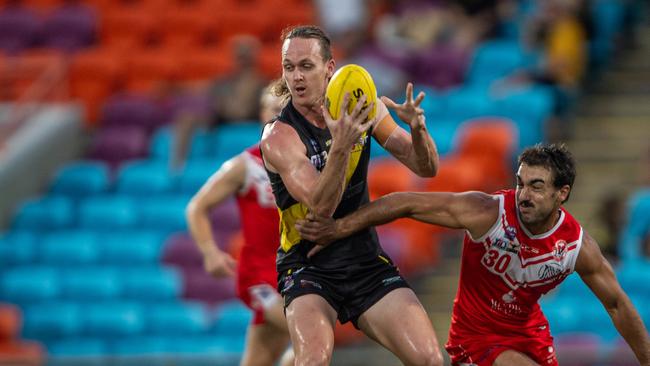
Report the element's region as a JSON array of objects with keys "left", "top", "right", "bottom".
[{"left": 553, "top": 240, "right": 568, "bottom": 261}]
